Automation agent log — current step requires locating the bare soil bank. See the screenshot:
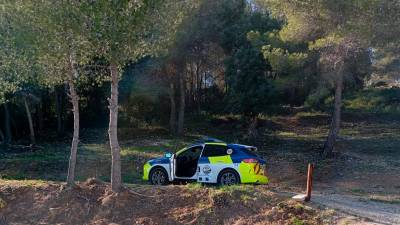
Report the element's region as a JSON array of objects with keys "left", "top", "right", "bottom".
[{"left": 0, "top": 179, "right": 335, "bottom": 225}]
